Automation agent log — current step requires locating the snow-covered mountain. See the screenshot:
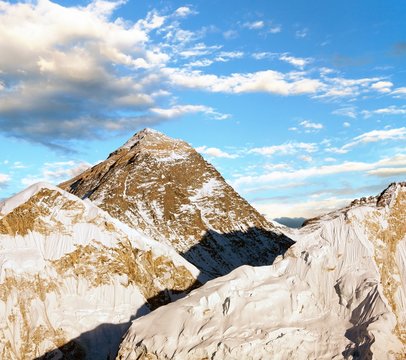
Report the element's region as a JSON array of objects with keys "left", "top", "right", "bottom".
[
  {"left": 0, "top": 183, "right": 199, "bottom": 359},
  {"left": 60, "top": 128, "right": 293, "bottom": 278},
  {"left": 117, "top": 182, "right": 406, "bottom": 359}
]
